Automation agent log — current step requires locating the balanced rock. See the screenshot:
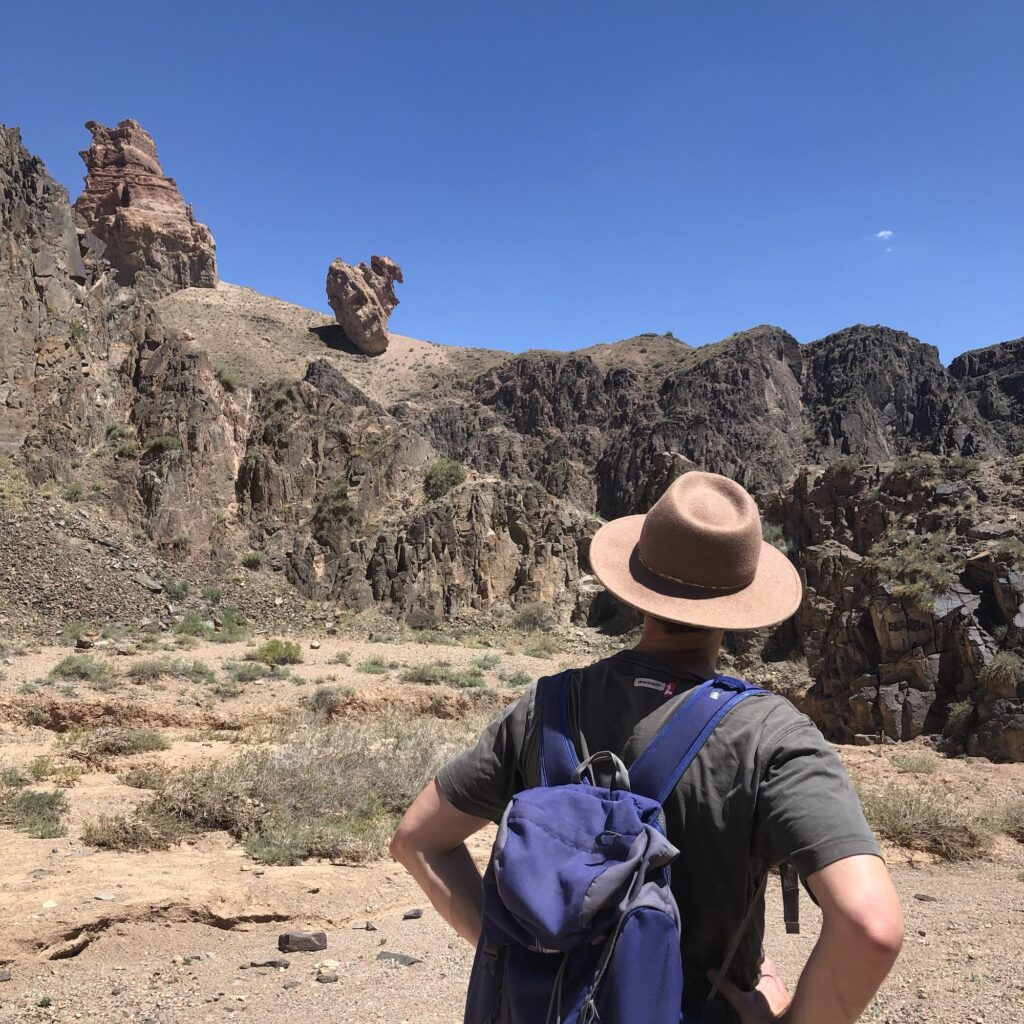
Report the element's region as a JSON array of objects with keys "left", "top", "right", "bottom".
[
  {"left": 74, "top": 119, "right": 217, "bottom": 297},
  {"left": 325, "top": 254, "right": 403, "bottom": 355}
]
